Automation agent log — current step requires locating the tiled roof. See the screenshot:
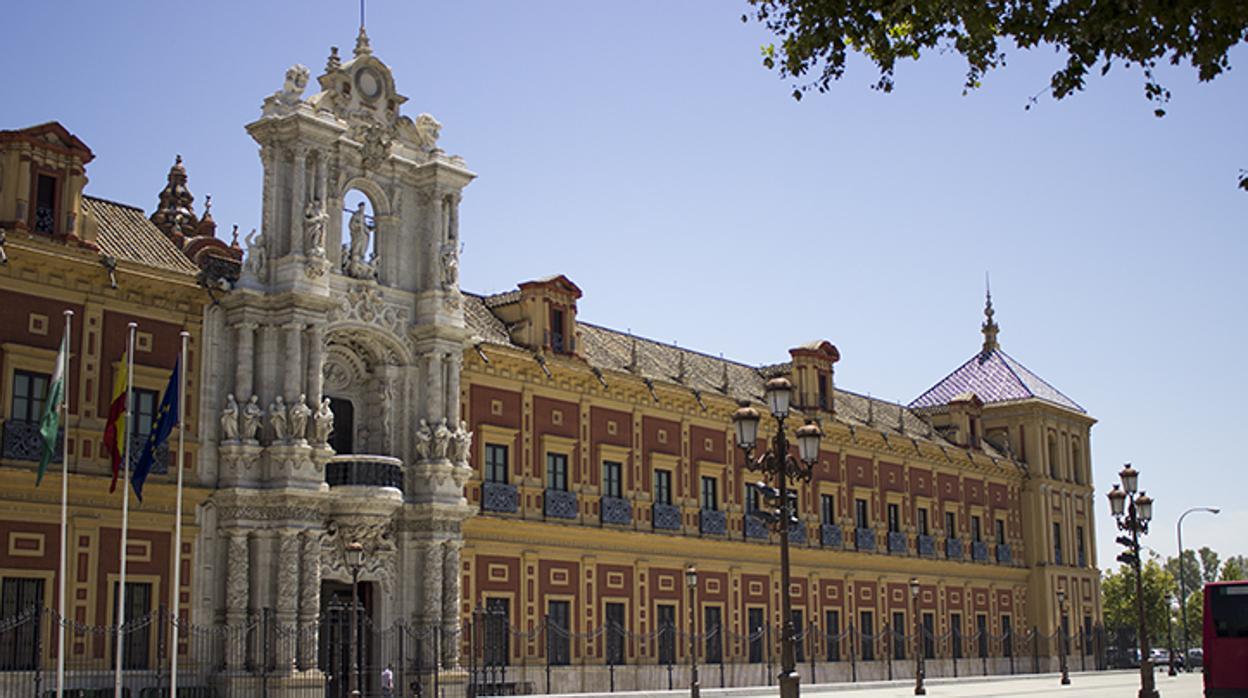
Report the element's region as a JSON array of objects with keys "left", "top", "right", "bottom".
[
  {"left": 83, "top": 196, "right": 200, "bottom": 276},
  {"left": 461, "top": 292, "right": 1008, "bottom": 457},
  {"left": 908, "top": 348, "right": 1084, "bottom": 413}
]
